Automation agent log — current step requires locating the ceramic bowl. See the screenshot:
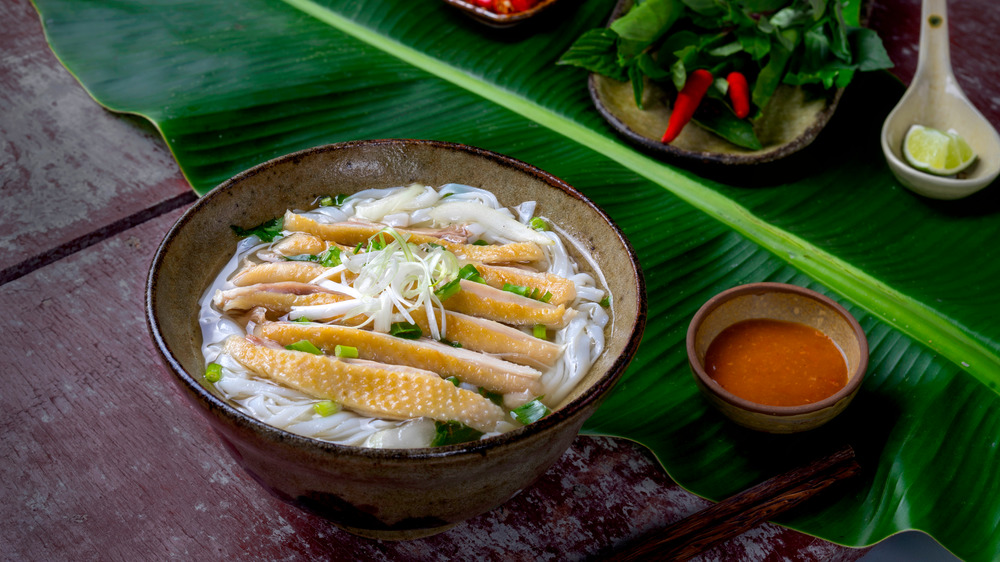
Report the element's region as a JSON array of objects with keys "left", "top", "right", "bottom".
[
  {"left": 146, "top": 139, "right": 646, "bottom": 539},
  {"left": 442, "top": 0, "right": 562, "bottom": 28},
  {"left": 686, "top": 283, "right": 868, "bottom": 433},
  {"left": 589, "top": 0, "right": 843, "bottom": 171}
]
